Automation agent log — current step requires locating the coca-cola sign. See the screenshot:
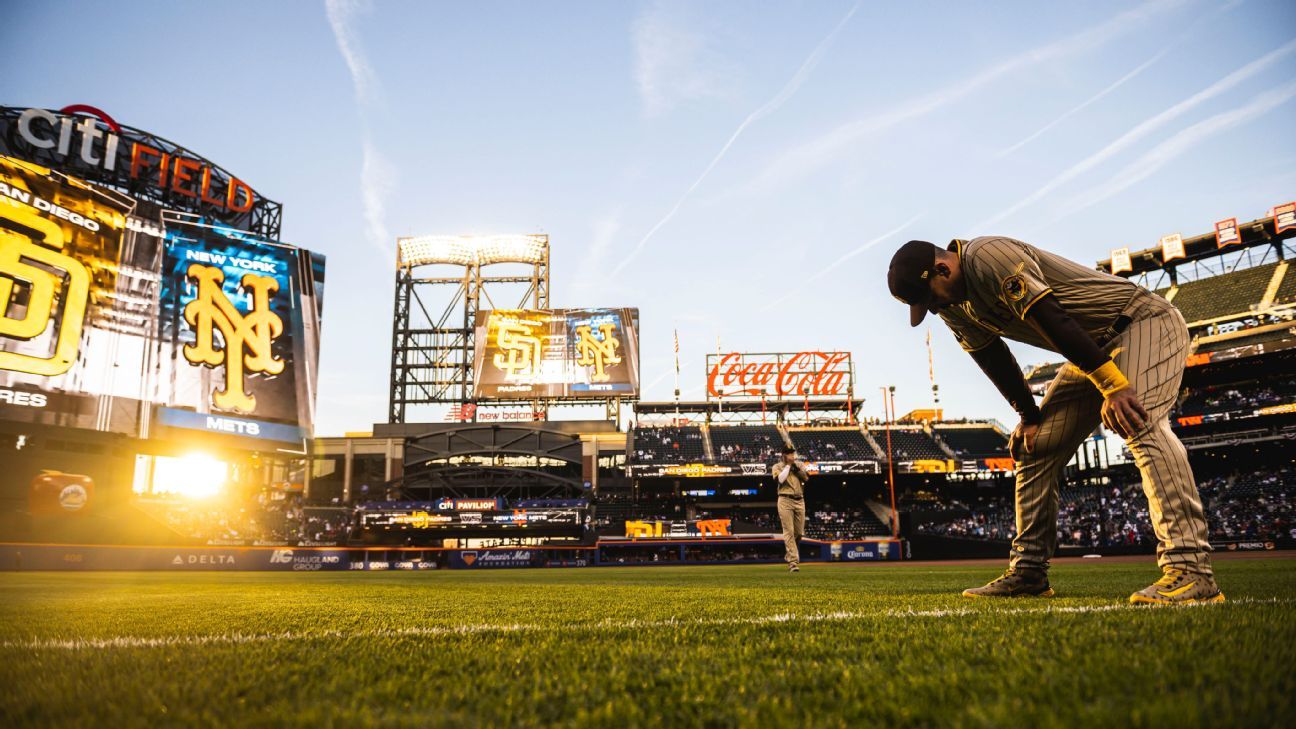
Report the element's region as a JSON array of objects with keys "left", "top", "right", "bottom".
[{"left": 706, "top": 351, "right": 853, "bottom": 401}]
